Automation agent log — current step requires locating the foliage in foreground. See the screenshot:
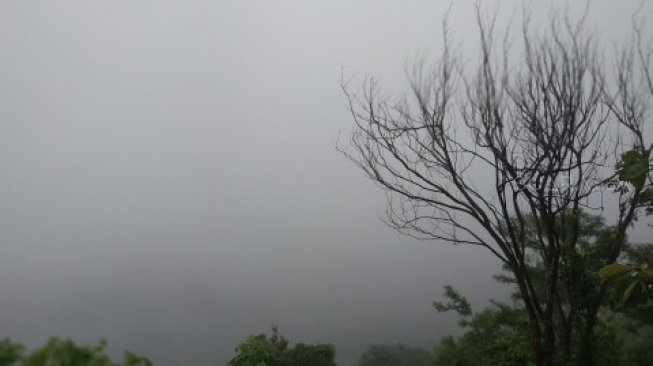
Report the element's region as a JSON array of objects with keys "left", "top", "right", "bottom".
[
  {"left": 432, "top": 290, "right": 532, "bottom": 366},
  {"left": 601, "top": 246, "right": 653, "bottom": 322},
  {"left": 228, "top": 327, "right": 336, "bottom": 366},
  {"left": 428, "top": 209, "right": 653, "bottom": 366},
  {"left": 430, "top": 285, "right": 653, "bottom": 366},
  {"left": 0, "top": 337, "right": 151, "bottom": 366}
]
